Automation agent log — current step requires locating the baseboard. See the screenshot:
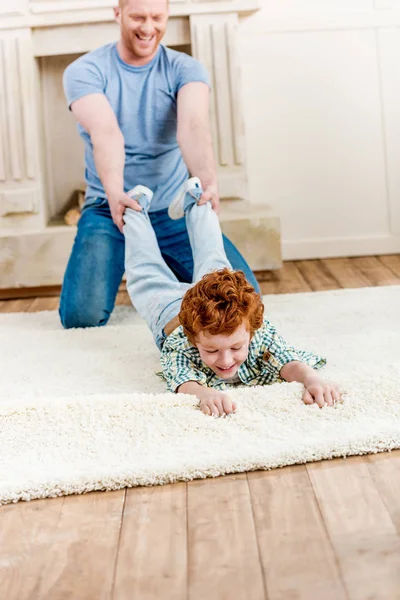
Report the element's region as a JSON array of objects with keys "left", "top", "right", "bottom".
[{"left": 282, "top": 234, "right": 400, "bottom": 261}]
